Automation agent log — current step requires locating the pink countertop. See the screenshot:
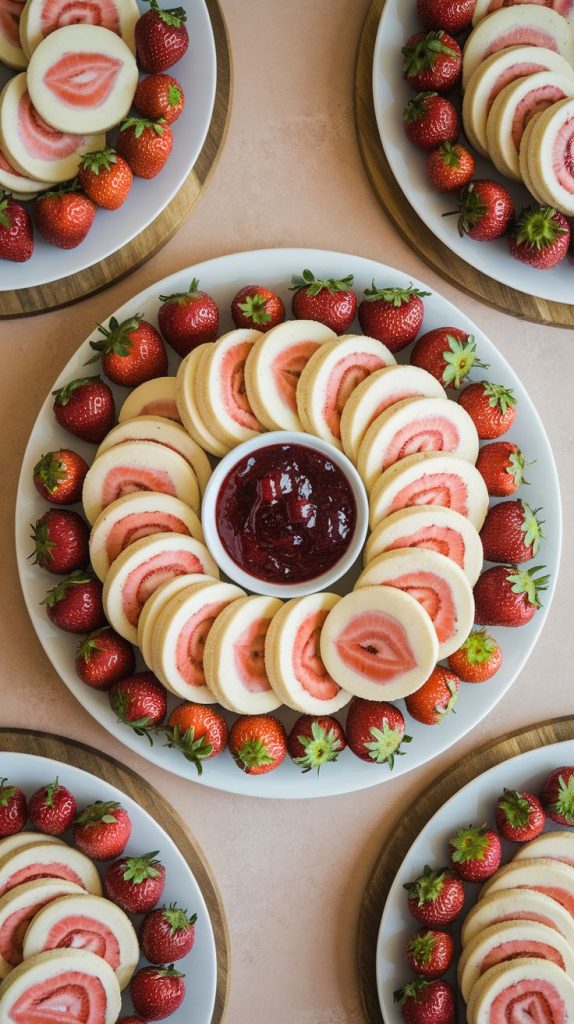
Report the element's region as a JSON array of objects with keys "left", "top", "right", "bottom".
[{"left": 1, "top": 1, "right": 572, "bottom": 1021}]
